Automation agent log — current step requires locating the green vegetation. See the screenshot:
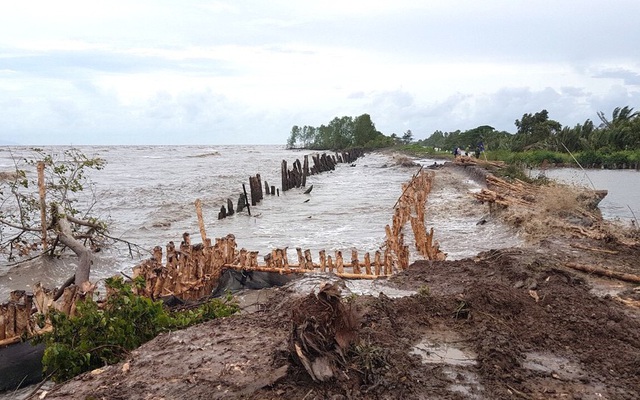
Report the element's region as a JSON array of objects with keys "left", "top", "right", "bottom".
[
  {"left": 286, "top": 114, "right": 393, "bottom": 150},
  {"left": 287, "top": 106, "right": 640, "bottom": 169},
  {"left": 35, "top": 276, "right": 239, "bottom": 382}
]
